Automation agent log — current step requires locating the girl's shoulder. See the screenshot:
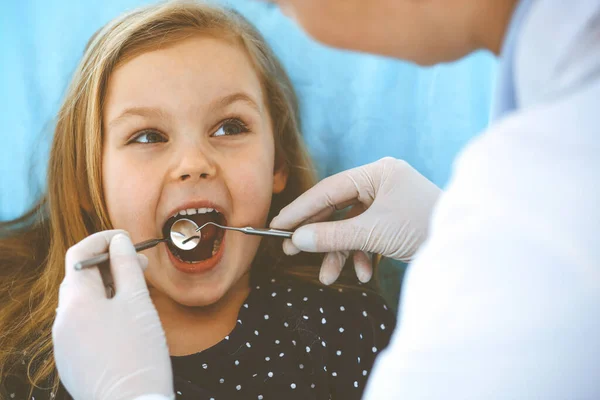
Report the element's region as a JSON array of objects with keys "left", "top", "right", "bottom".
[
  {"left": 257, "top": 273, "right": 397, "bottom": 355},
  {"left": 2, "top": 375, "right": 71, "bottom": 400}
]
